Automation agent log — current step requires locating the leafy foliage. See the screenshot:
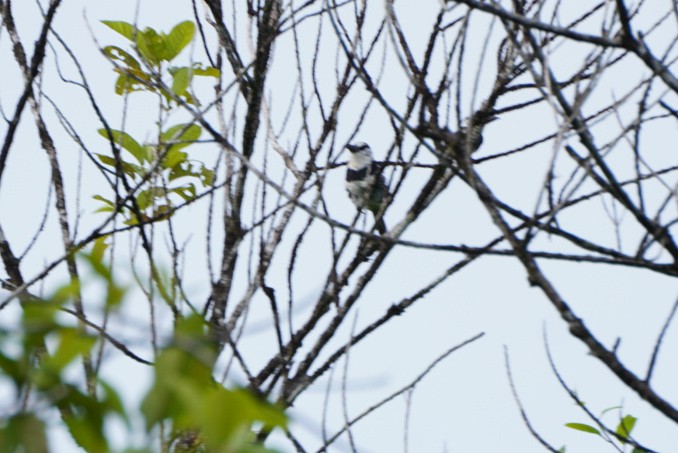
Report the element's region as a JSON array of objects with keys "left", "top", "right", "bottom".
[
  {"left": 143, "top": 316, "right": 286, "bottom": 453},
  {"left": 564, "top": 406, "right": 642, "bottom": 452},
  {"left": 95, "top": 21, "right": 219, "bottom": 225},
  {"left": 0, "top": 257, "right": 286, "bottom": 452},
  {"left": 0, "top": 255, "right": 127, "bottom": 452},
  {"left": 101, "top": 20, "right": 218, "bottom": 103}
]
